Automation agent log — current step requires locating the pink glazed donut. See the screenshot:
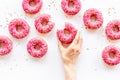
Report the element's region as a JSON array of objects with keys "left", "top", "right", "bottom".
[
  {"left": 27, "top": 38, "right": 48, "bottom": 58},
  {"left": 61, "top": 0, "right": 81, "bottom": 15},
  {"left": 57, "top": 22, "right": 77, "bottom": 44},
  {"left": 34, "top": 14, "right": 55, "bottom": 34},
  {"left": 22, "top": 0, "right": 42, "bottom": 14},
  {"left": 105, "top": 20, "right": 120, "bottom": 40},
  {"left": 83, "top": 8, "right": 103, "bottom": 29},
  {"left": 102, "top": 45, "right": 120, "bottom": 66},
  {"left": 9, "top": 18, "right": 30, "bottom": 39},
  {"left": 0, "top": 36, "right": 12, "bottom": 56}
]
